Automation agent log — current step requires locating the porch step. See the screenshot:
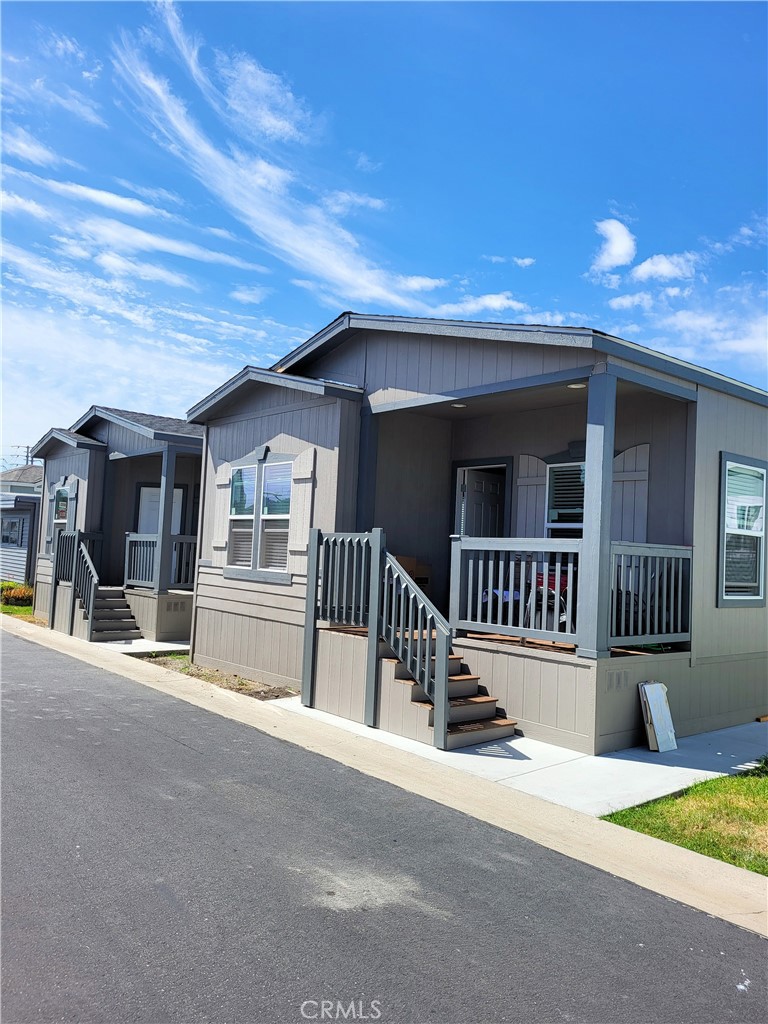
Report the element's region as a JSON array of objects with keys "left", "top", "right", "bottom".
[
  {"left": 442, "top": 717, "right": 519, "bottom": 751},
  {"left": 415, "top": 693, "right": 499, "bottom": 726},
  {"left": 88, "top": 586, "right": 142, "bottom": 642},
  {"left": 91, "top": 628, "right": 143, "bottom": 643}
]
